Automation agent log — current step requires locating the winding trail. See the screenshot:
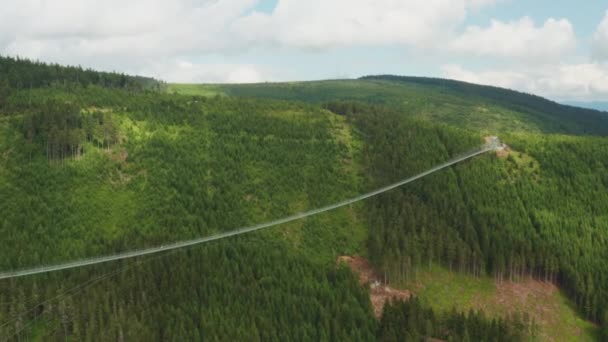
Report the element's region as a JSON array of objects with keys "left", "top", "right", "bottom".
[{"left": 0, "top": 145, "right": 494, "bottom": 280}]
